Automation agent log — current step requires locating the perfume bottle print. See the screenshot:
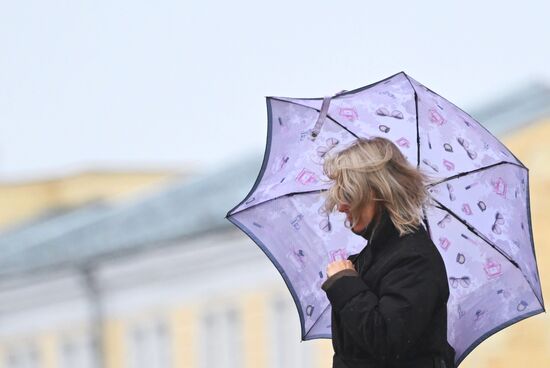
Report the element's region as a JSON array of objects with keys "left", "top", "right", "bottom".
[
  {"left": 290, "top": 213, "right": 304, "bottom": 230},
  {"left": 339, "top": 107, "right": 358, "bottom": 122},
  {"left": 492, "top": 177, "right": 507, "bottom": 197},
  {"left": 296, "top": 168, "right": 318, "bottom": 185},
  {"left": 484, "top": 258, "right": 502, "bottom": 279}
]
